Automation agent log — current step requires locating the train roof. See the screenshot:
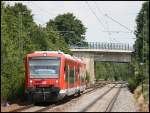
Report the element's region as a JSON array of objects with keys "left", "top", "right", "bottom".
[
  {"left": 27, "top": 51, "right": 85, "bottom": 64},
  {"left": 33, "top": 51, "right": 64, "bottom": 54}
]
